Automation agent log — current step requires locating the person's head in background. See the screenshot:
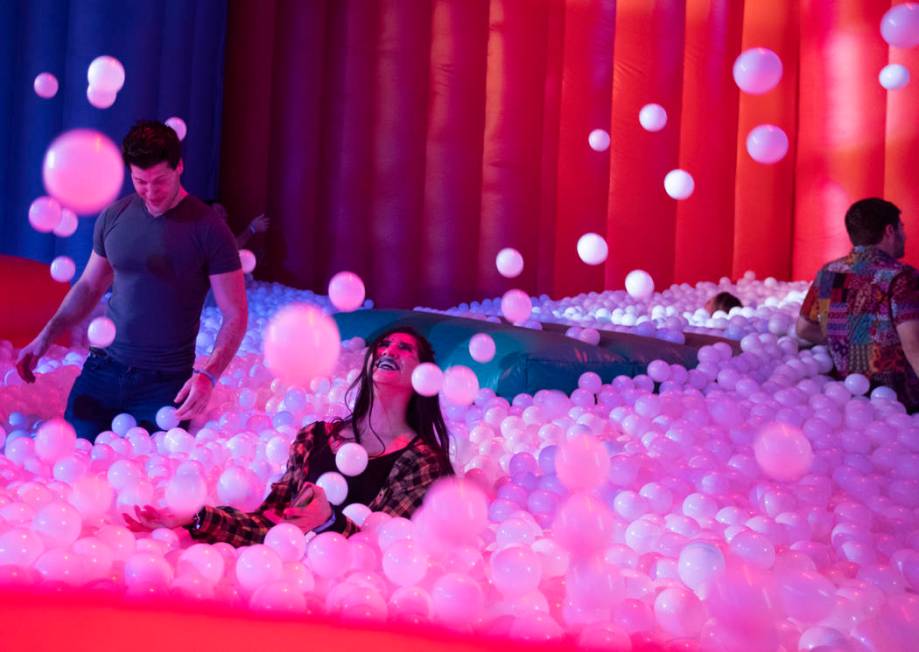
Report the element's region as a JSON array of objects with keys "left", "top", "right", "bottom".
[
  {"left": 122, "top": 120, "right": 183, "bottom": 217},
  {"left": 705, "top": 291, "right": 742, "bottom": 315},
  {"left": 845, "top": 198, "right": 904, "bottom": 259}
]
